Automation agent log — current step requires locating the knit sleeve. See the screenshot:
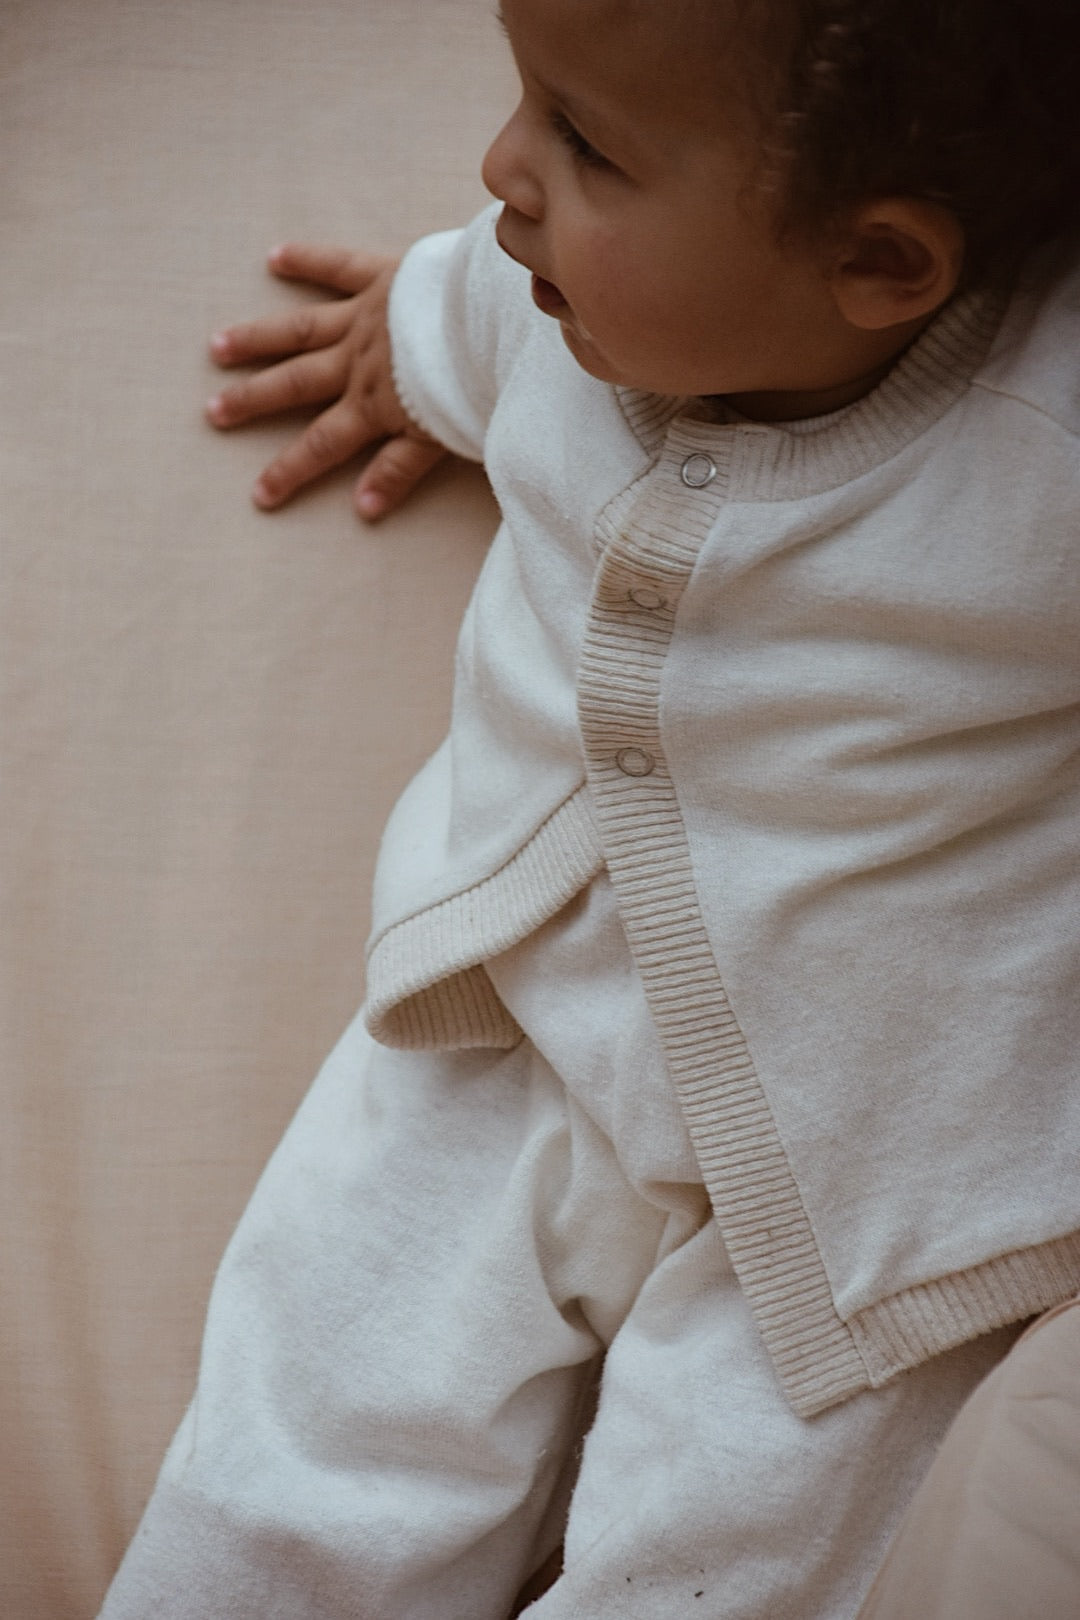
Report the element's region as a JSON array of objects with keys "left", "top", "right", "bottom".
[{"left": 387, "top": 202, "right": 530, "bottom": 464}]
